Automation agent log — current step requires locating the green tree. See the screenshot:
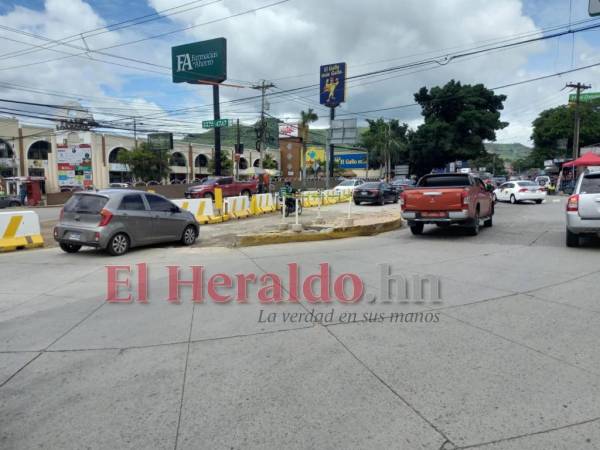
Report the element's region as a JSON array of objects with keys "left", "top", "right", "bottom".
[
  {"left": 528, "top": 101, "right": 600, "bottom": 168},
  {"left": 117, "top": 142, "right": 171, "bottom": 183},
  {"left": 262, "top": 153, "right": 278, "bottom": 170},
  {"left": 360, "top": 118, "right": 409, "bottom": 178},
  {"left": 208, "top": 152, "right": 233, "bottom": 175},
  {"left": 469, "top": 152, "right": 507, "bottom": 176},
  {"left": 409, "top": 80, "right": 508, "bottom": 176}
]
